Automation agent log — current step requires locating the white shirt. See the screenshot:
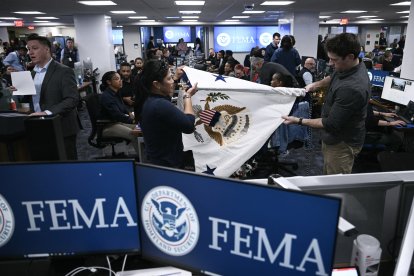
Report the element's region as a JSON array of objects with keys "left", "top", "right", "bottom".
[
  {"left": 302, "top": 71, "right": 314, "bottom": 86},
  {"left": 32, "top": 58, "right": 53, "bottom": 113}
]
